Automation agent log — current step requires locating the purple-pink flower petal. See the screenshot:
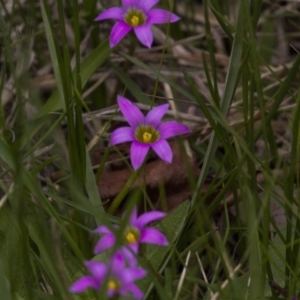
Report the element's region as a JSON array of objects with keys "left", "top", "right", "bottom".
[
  {"left": 159, "top": 121, "right": 190, "bottom": 139},
  {"left": 94, "top": 225, "right": 112, "bottom": 234},
  {"left": 134, "top": 24, "right": 153, "bottom": 48},
  {"left": 110, "top": 126, "right": 134, "bottom": 145},
  {"left": 129, "top": 206, "right": 138, "bottom": 224},
  {"left": 147, "top": 9, "right": 180, "bottom": 24},
  {"left": 120, "top": 246, "right": 138, "bottom": 266},
  {"left": 110, "top": 21, "right": 132, "bottom": 47},
  {"left": 95, "top": 7, "right": 124, "bottom": 21},
  {"left": 107, "top": 288, "right": 117, "bottom": 298},
  {"left": 151, "top": 139, "right": 173, "bottom": 163},
  {"left": 117, "top": 96, "right": 144, "bottom": 127},
  {"left": 85, "top": 261, "right": 106, "bottom": 279},
  {"left": 140, "top": 227, "right": 168, "bottom": 245},
  {"left": 130, "top": 142, "right": 150, "bottom": 170},
  {"left": 145, "top": 104, "right": 169, "bottom": 127},
  {"left": 122, "top": 0, "right": 138, "bottom": 8},
  {"left": 69, "top": 276, "right": 99, "bottom": 293},
  {"left": 135, "top": 211, "right": 166, "bottom": 229},
  {"left": 94, "top": 234, "right": 115, "bottom": 254},
  {"left": 111, "top": 252, "right": 125, "bottom": 274},
  {"left": 138, "top": 0, "right": 160, "bottom": 12},
  {"left": 124, "top": 283, "right": 144, "bottom": 299},
  {"left": 122, "top": 267, "right": 147, "bottom": 282}
]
